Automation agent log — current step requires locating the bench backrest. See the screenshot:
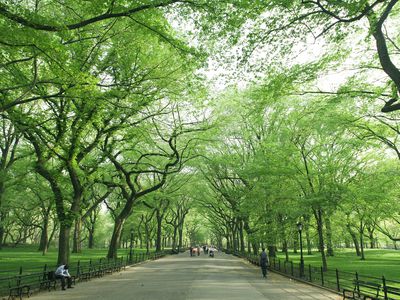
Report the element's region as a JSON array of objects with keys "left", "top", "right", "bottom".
[
  {"left": 354, "top": 280, "right": 381, "bottom": 298},
  {"left": 47, "top": 271, "right": 56, "bottom": 281},
  {"left": 384, "top": 286, "right": 400, "bottom": 296}
]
